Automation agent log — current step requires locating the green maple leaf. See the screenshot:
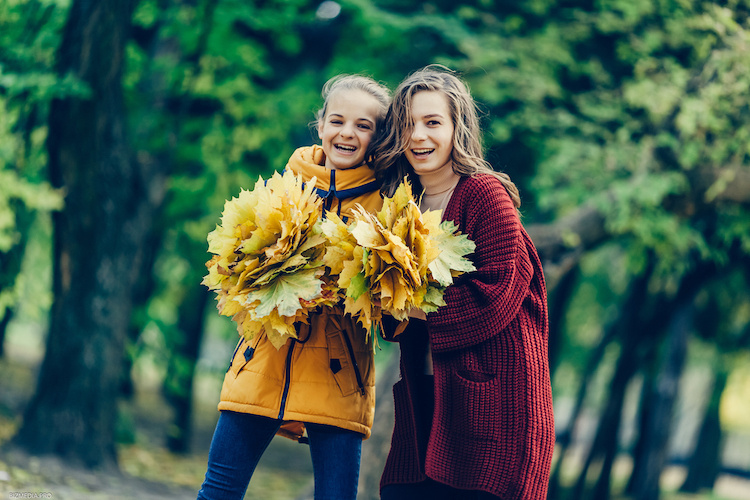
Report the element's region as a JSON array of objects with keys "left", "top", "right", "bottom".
[
  {"left": 421, "top": 285, "right": 447, "bottom": 312},
  {"left": 347, "top": 272, "right": 368, "bottom": 300},
  {"left": 428, "top": 220, "right": 476, "bottom": 287},
  {"left": 246, "top": 268, "right": 323, "bottom": 318}
]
